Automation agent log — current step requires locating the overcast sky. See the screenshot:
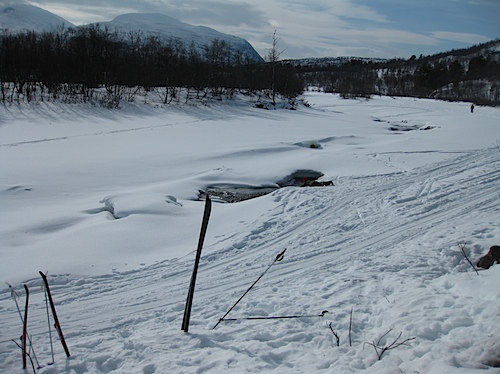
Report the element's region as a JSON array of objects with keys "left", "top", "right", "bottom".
[{"left": 6, "top": 0, "right": 500, "bottom": 59}]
